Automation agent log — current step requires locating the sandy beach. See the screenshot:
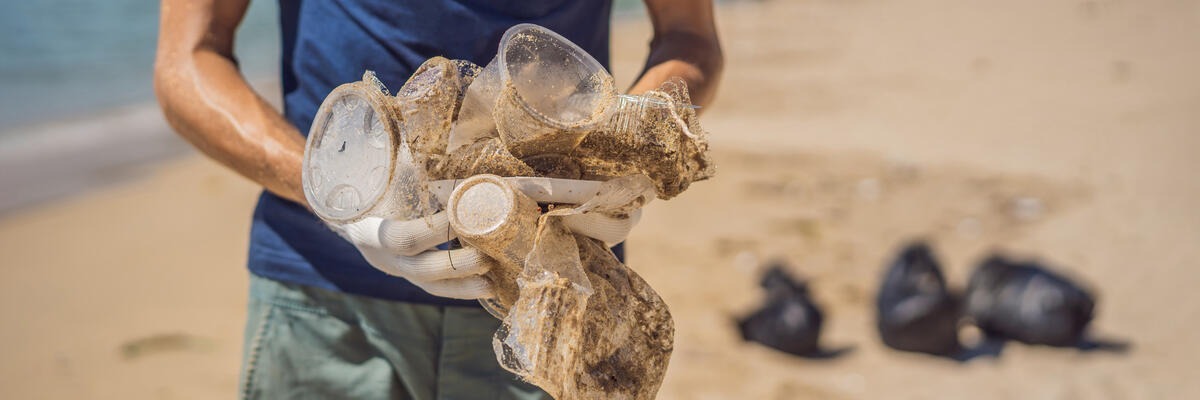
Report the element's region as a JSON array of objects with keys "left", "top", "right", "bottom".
[{"left": 2, "top": 0, "right": 1198, "bottom": 398}]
